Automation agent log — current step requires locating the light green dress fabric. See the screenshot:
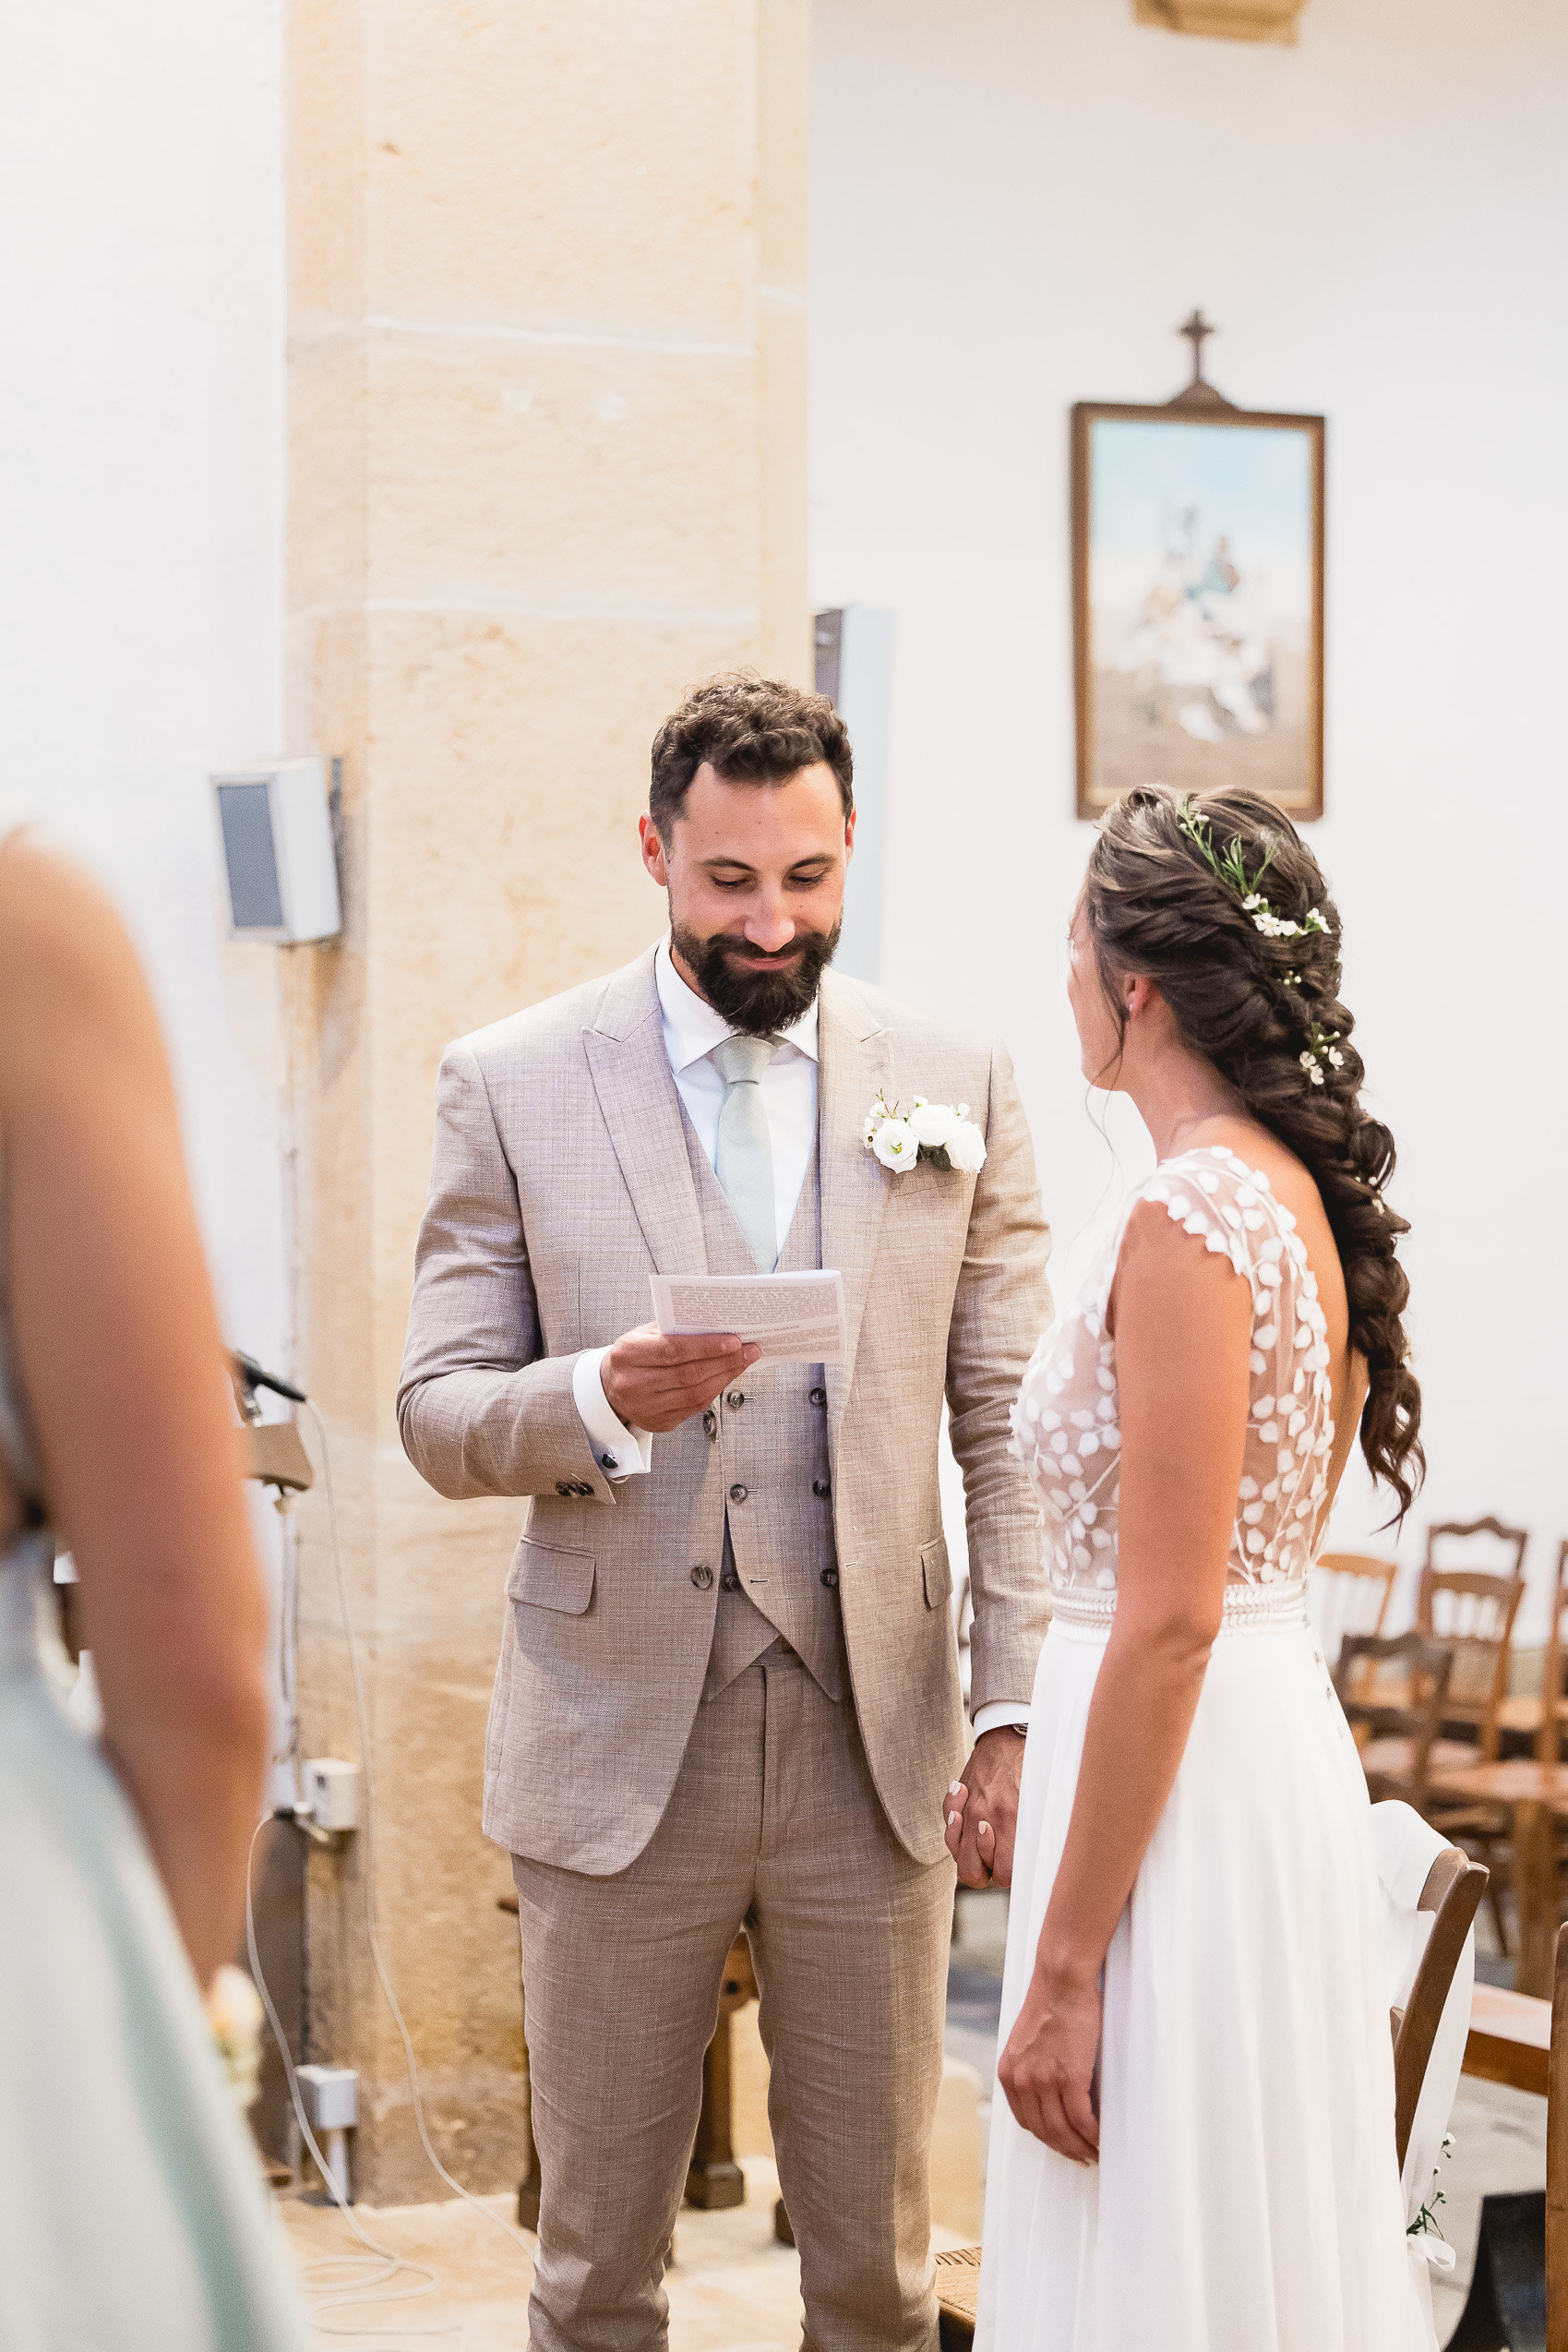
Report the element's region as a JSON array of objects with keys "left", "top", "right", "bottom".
[{"left": 0, "top": 913, "right": 309, "bottom": 2346}]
